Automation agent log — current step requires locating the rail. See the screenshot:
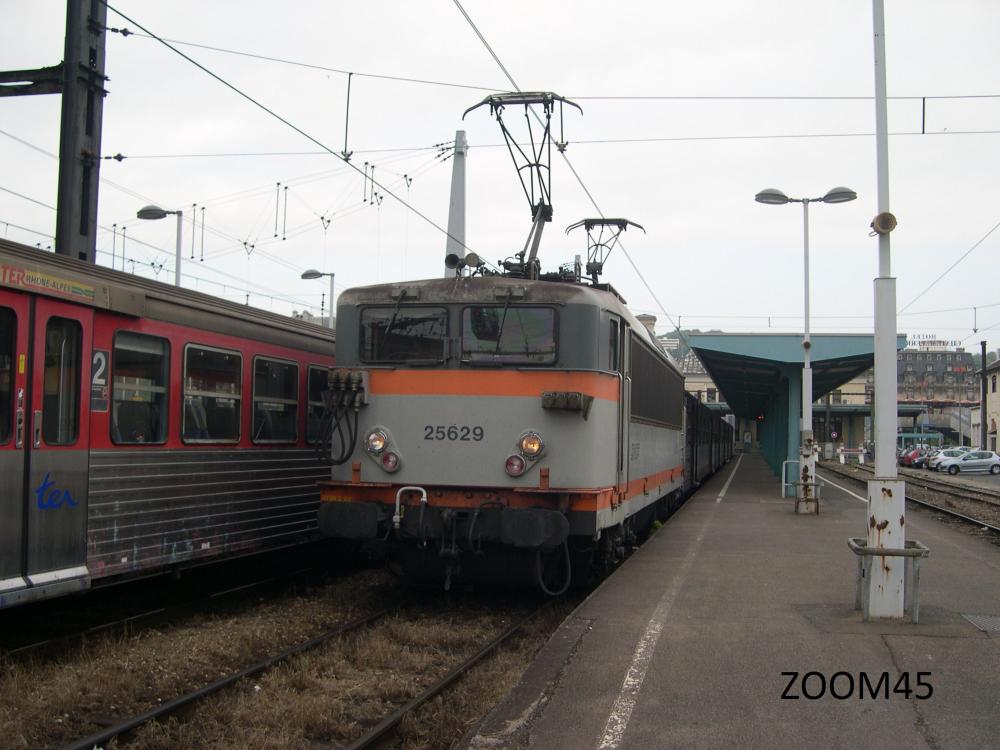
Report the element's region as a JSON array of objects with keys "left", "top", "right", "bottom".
[
  {"left": 345, "top": 610, "right": 536, "bottom": 750},
  {"left": 61, "top": 608, "right": 392, "bottom": 750}
]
